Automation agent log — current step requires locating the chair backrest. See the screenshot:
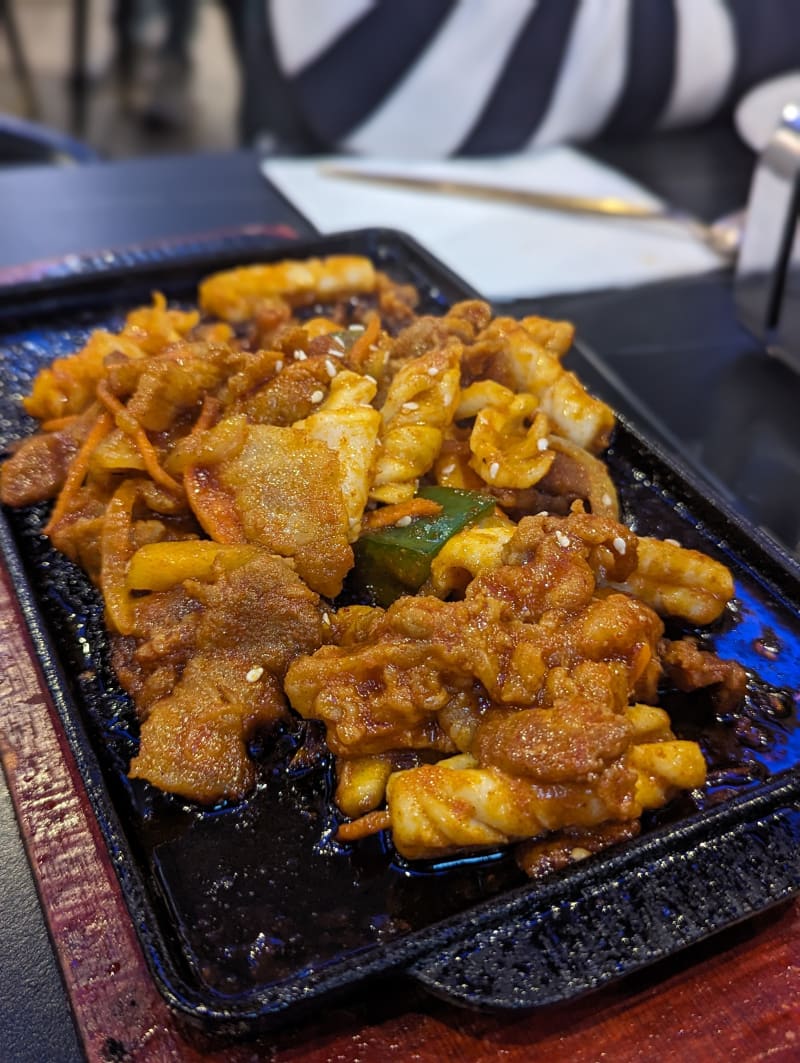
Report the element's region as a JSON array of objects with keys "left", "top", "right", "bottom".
[{"left": 0, "top": 114, "right": 101, "bottom": 166}]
